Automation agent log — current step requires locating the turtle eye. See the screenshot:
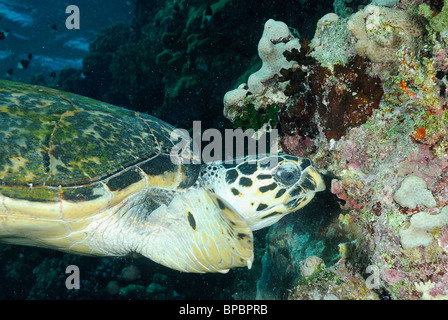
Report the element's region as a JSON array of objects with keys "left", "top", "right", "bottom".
[{"left": 274, "top": 163, "right": 300, "bottom": 186}]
